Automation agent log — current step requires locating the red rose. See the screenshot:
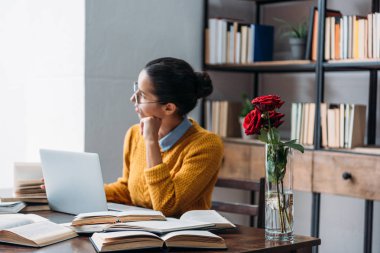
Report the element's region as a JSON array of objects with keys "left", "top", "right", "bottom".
[
  {"left": 269, "top": 111, "right": 285, "bottom": 128},
  {"left": 251, "top": 95, "right": 284, "bottom": 112},
  {"left": 261, "top": 111, "right": 284, "bottom": 129},
  {"left": 243, "top": 108, "right": 263, "bottom": 135}
]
